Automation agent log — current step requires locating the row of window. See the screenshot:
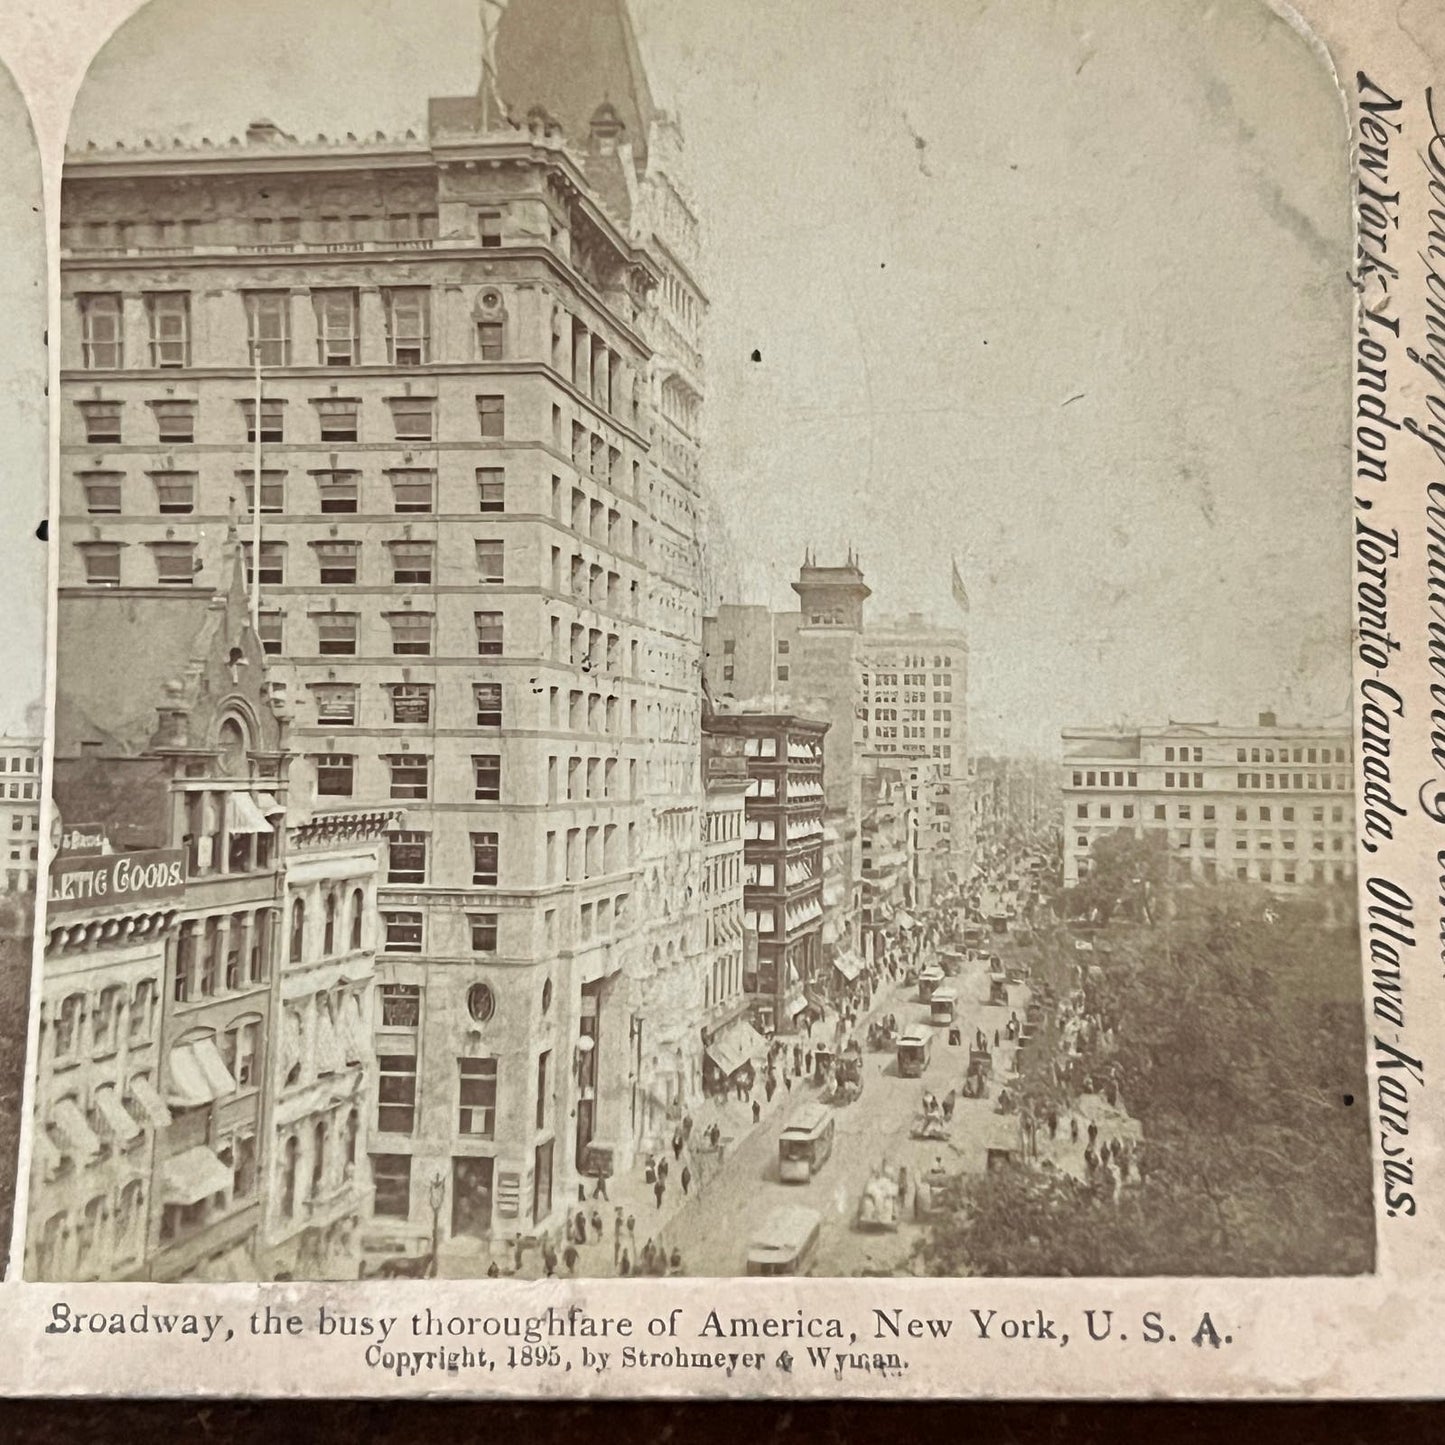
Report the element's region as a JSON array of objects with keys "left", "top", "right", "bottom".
[
  {"left": 171, "top": 909, "right": 277, "bottom": 1005},
  {"left": 73, "top": 391, "right": 507, "bottom": 445},
  {"left": 376, "top": 1046, "right": 550, "bottom": 1143},
  {"left": 80, "top": 288, "right": 465, "bottom": 371},
  {"left": 1073, "top": 828, "right": 1350, "bottom": 854},
  {"left": 47, "top": 980, "right": 159, "bottom": 1063},
  {"left": 1075, "top": 853, "right": 1352, "bottom": 887},
  {"left": 307, "top": 680, "right": 502, "bottom": 729},
  {"left": 1069, "top": 766, "right": 1352, "bottom": 792},
  {"left": 1076, "top": 802, "right": 1350, "bottom": 825},
  {"left": 315, "top": 753, "right": 499, "bottom": 802},
  {"left": 78, "top": 464, "right": 509, "bottom": 518}
]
